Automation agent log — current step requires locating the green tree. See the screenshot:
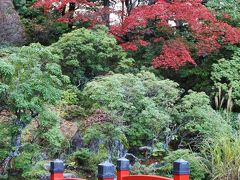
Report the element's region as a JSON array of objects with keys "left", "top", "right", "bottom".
[
  {"left": 81, "top": 71, "right": 231, "bottom": 154},
  {"left": 175, "top": 91, "right": 231, "bottom": 150},
  {"left": 82, "top": 71, "right": 182, "bottom": 152},
  {"left": 211, "top": 48, "right": 240, "bottom": 110},
  {"left": 159, "top": 149, "right": 206, "bottom": 180},
  {"left": 206, "top": 0, "right": 240, "bottom": 27},
  {"left": 51, "top": 26, "right": 134, "bottom": 87},
  {"left": 0, "top": 43, "right": 69, "bottom": 175}
]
